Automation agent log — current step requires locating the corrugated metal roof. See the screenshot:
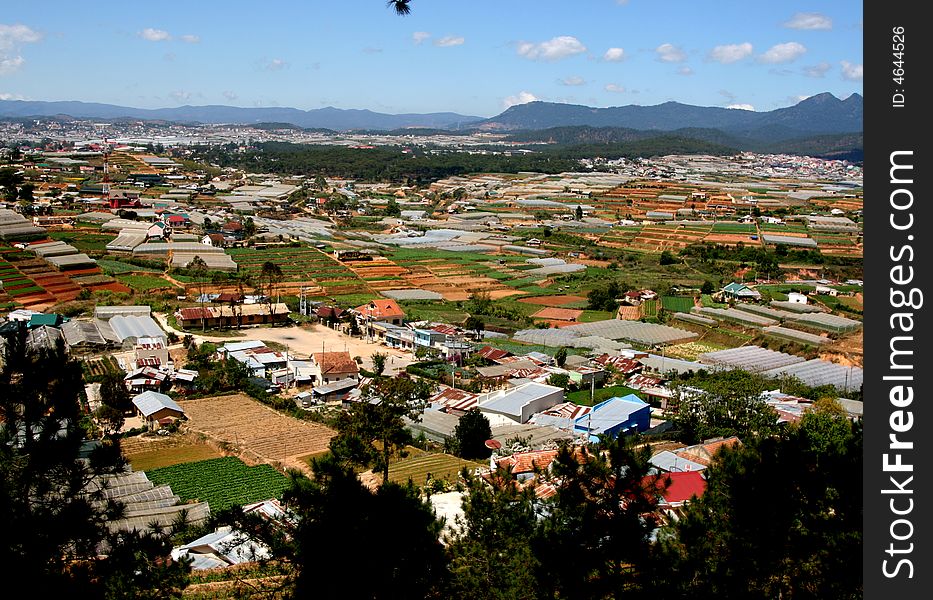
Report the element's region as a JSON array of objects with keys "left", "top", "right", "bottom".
[
  {"left": 132, "top": 391, "right": 183, "bottom": 417},
  {"left": 109, "top": 315, "right": 165, "bottom": 342}
]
